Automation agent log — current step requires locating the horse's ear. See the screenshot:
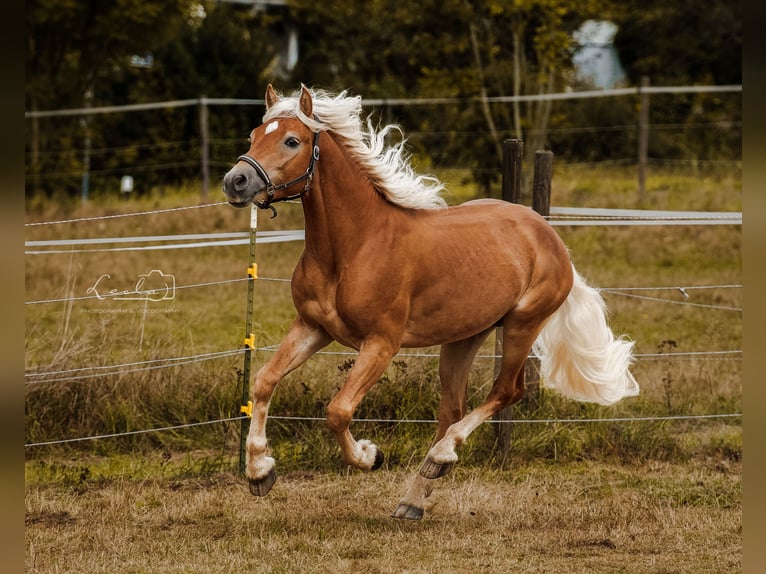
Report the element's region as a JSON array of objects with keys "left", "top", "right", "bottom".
[
  {"left": 265, "top": 84, "right": 278, "bottom": 110},
  {"left": 299, "top": 84, "right": 313, "bottom": 118}
]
